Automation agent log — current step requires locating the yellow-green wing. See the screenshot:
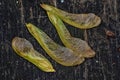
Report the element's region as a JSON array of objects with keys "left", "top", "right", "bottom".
[
  {"left": 47, "top": 12, "right": 95, "bottom": 58},
  {"left": 26, "top": 23, "right": 85, "bottom": 66},
  {"left": 12, "top": 37, "right": 55, "bottom": 72},
  {"left": 41, "top": 4, "right": 101, "bottom": 29}
]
